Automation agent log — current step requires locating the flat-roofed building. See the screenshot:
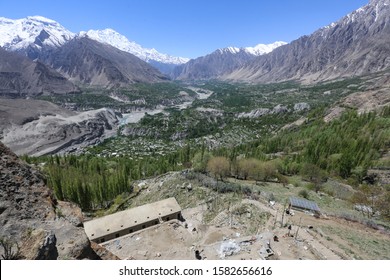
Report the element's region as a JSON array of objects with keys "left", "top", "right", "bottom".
[{"left": 84, "top": 197, "right": 182, "bottom": 243}]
